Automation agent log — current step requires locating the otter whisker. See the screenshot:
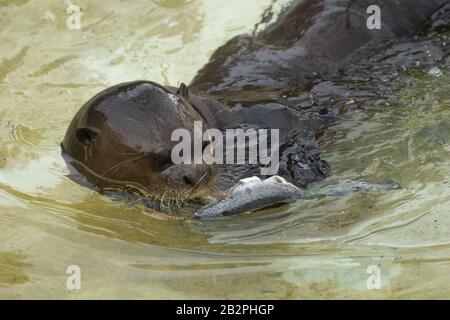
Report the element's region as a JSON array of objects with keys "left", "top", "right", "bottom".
[
  {"left": 118, "top": 156, "right": 147, "bottom": 179},
  {"left": 101, "top": 154, "right": 146, "bottom": 177},
  {"left": 160, "top": 190, "right": 167, "bottom": 209},
  {"left": 187, "top": 171, "right": 209, "bottom": 197}
]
